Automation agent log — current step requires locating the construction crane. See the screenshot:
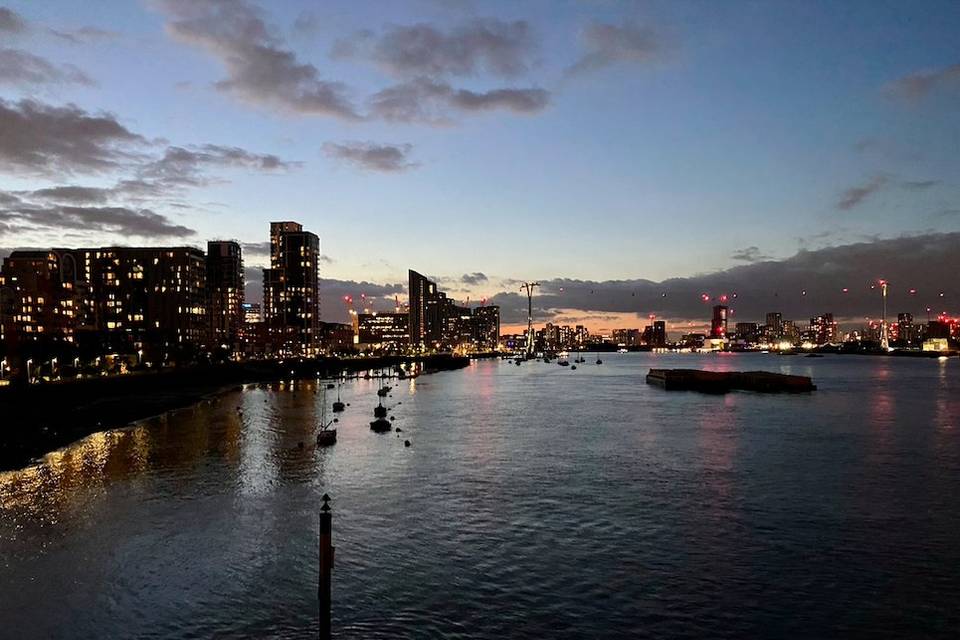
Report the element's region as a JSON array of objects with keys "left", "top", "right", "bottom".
[{"left": 520, "top": 282, "right": 540, "bottom": 357}]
